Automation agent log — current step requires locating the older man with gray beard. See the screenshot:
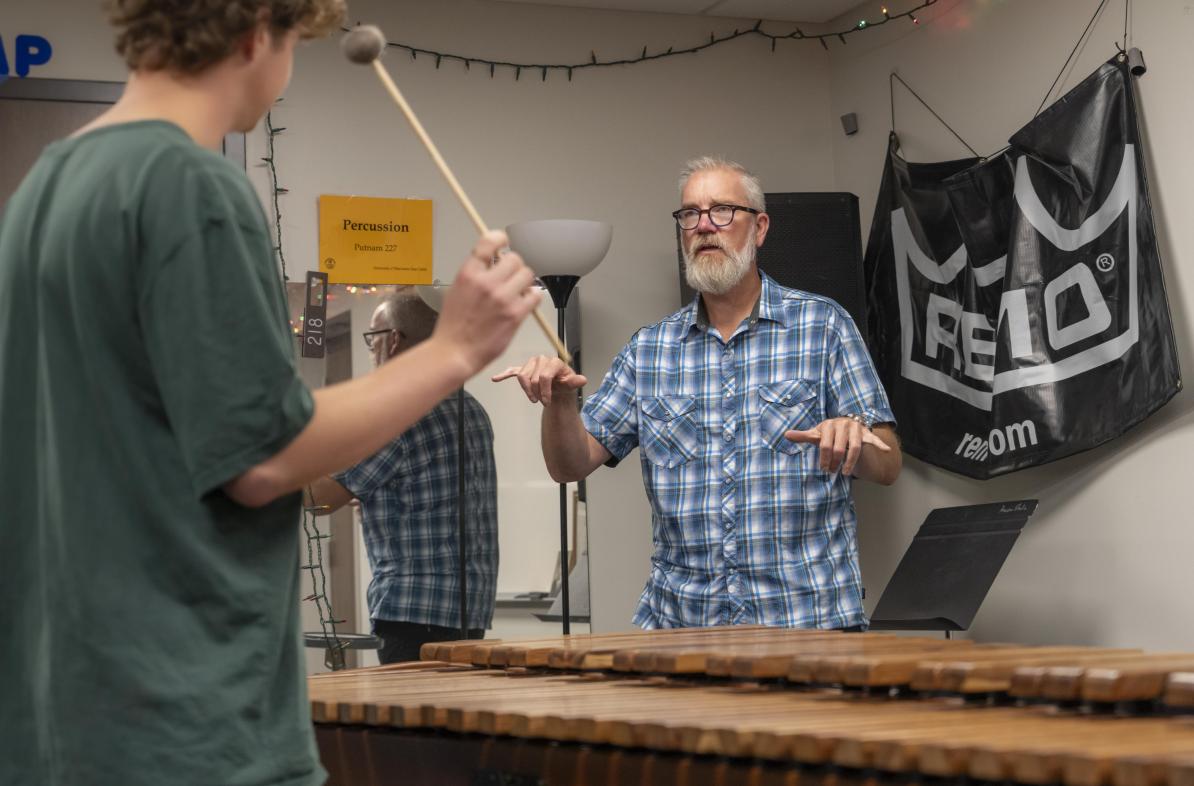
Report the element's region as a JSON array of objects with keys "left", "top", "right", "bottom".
[{"left": 494, "top": 156, "right": 901, "bottom": 630}]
